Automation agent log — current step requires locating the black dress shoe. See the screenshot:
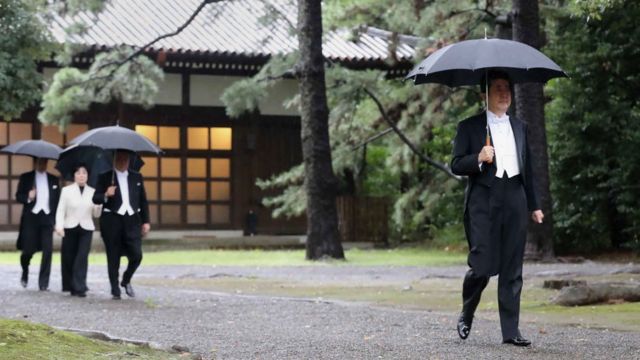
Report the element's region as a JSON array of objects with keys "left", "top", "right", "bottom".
[
  {"left": 456, "top": 314, "right": 472, "bottom": 340},
  {"left": 121, "top": 283, "right": 135, "bottom": 298},
  {"left": 112, "top": 294, "right": 121, "bottom": 300},
  {"left": 76, "top": 292, "right": 87, "bottom": 298},
  {"left": 20, "top": 272, "right": 28, "bottom": 288},
  {"left": 39, "top": 286, "right": 49, "bottom": 291},
  {"left": 503, "top": 336, "right": 532, "bottom": 347}
]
